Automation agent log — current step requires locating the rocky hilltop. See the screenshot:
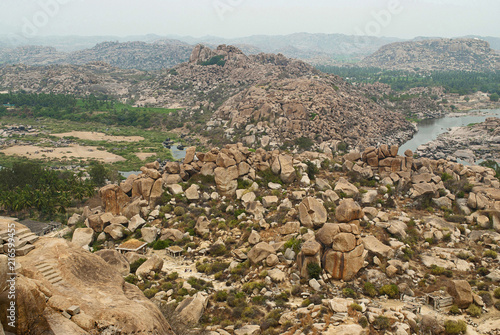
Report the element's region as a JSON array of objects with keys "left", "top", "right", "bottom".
[
  {"left": 0, "top": 45, "right": 416, "bottom": 149},
  {"left": 361, "top": 38, "right": 500, "bottom": 72},
  {"left": 0, "top": 40, "right": 193, "bottom": 71},
  {"left": 5, "top": 142, "right": 500, "bottom": 334}
]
